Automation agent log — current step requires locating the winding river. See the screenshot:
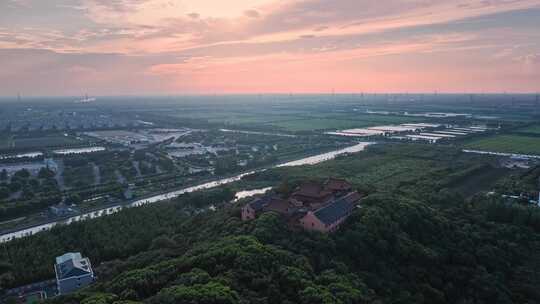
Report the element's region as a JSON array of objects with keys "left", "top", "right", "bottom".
[{"left": 0, "top": 142, "right": 372, "bottom": 243}]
